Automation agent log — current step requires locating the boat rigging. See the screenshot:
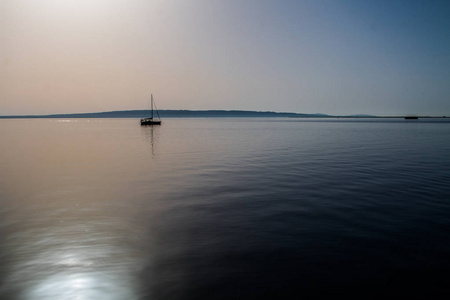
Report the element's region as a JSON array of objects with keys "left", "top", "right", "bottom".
[{"left": 140, "top": 94, "right": 161, "bottom": 125}]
